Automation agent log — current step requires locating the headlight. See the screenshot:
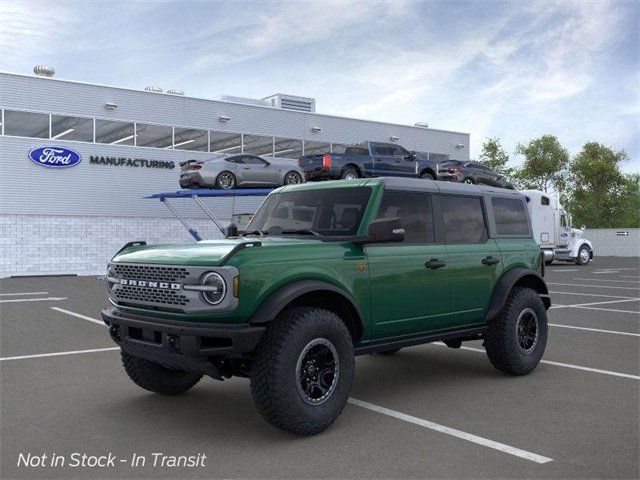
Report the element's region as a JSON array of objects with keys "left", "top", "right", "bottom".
[
  {"left": 201, "top": 272, "right": 226, "bottom": 305},
  {"left": 106, "top": 265, "right": 117, "bottom": 290}
]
